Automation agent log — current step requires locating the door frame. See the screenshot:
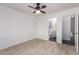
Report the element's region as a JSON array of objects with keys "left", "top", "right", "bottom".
[{"left": 75, "top": 12, "right": 78, "bottom": 52}]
